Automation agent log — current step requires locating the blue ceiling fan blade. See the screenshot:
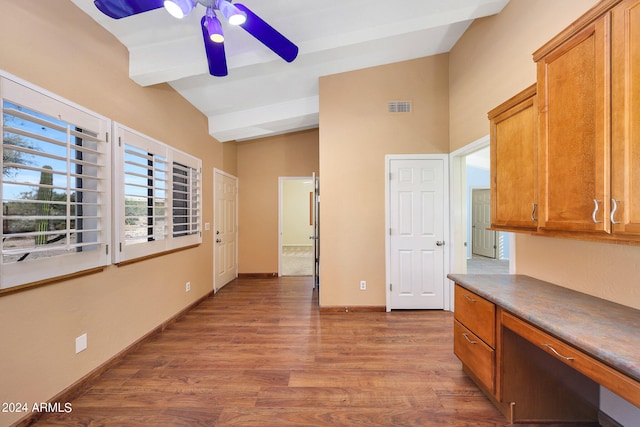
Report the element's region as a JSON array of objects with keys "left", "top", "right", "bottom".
[
  {"left": 201, "top": 16, "right": 228, "bottom": 77},
  {"left": 235, "top": 3, "right": 298, "bottom": 63},
  {"left": 94, "top": 0, "right": 165, "bottom": 19}
]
